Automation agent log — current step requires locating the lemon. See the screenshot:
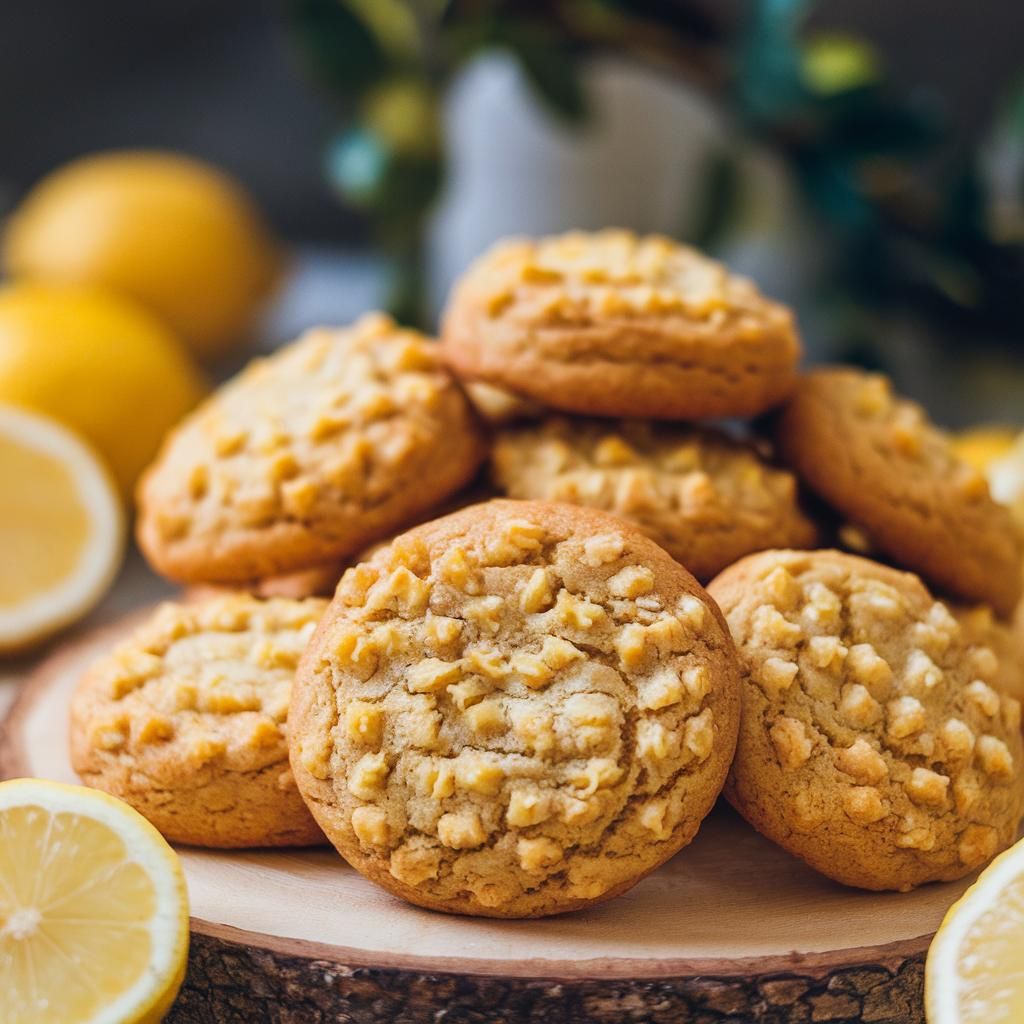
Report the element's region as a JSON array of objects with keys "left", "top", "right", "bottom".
[
  {"left": 3, "top": 150, "right": 282, "bottom": 360},
  {"left": 987, "top": 432, "right": 1024, "bottom": 529},
  {"left": 0, "top": 778, "right": 189, "bottom": 1024},
  {"left": 0, "top": 404, "right": 123, "bottom": 653},
  {"left": 925, "top": 836, "right": 1024, "bottom": 1022},
  {"left": 949, "top": 426, "right": 1018, "bottom": 472},
  {"left": 0, "top": 281, "right": 205, "bottom": 497}
]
